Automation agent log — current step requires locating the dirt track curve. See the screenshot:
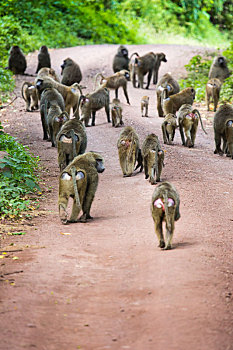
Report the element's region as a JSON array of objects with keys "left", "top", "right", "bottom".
[{"left": 0, "top": 44, "right": 233, "bottom": 350}]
